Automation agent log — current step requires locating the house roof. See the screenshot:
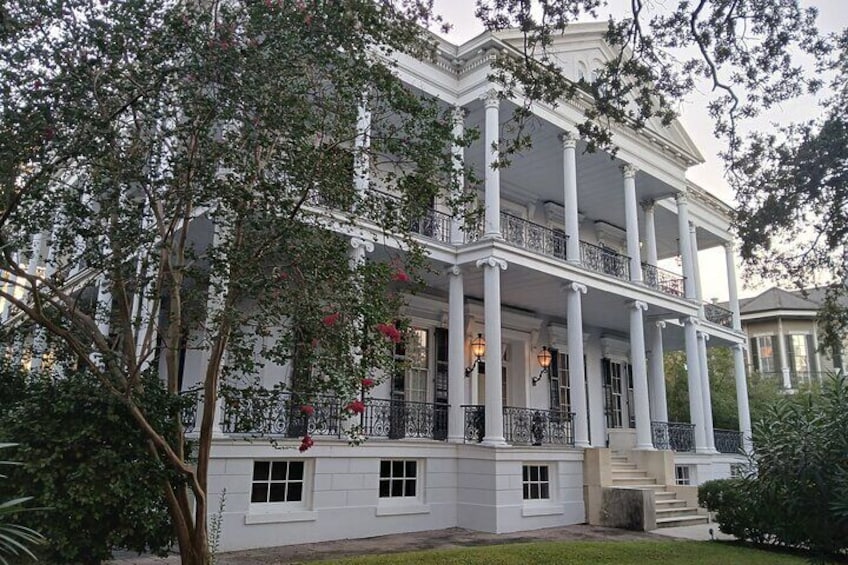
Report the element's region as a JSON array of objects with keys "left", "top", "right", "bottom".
[{"left": 737, "top": 287, "right": 821, "bottom": 315}]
